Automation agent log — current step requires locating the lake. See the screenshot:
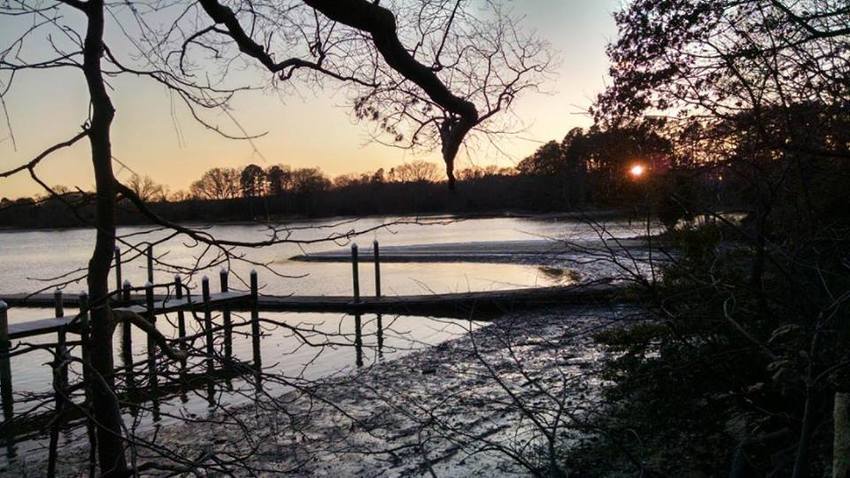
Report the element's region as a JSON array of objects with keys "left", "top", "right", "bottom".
[{"left": 0, "top": 215, "right": 650, "bottom": 465}]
